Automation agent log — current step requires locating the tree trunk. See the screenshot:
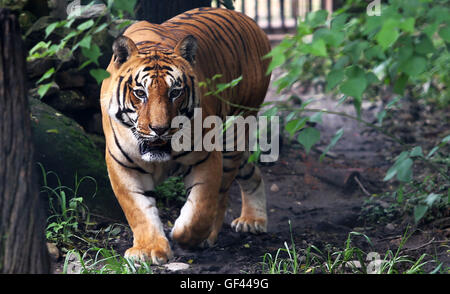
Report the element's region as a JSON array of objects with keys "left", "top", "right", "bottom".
[
  {"left": 135, "top": 0, "right": 212, "bottom": 24},
  {"left": 0, "top": 8, "right": 50, "bottom": 274}
]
